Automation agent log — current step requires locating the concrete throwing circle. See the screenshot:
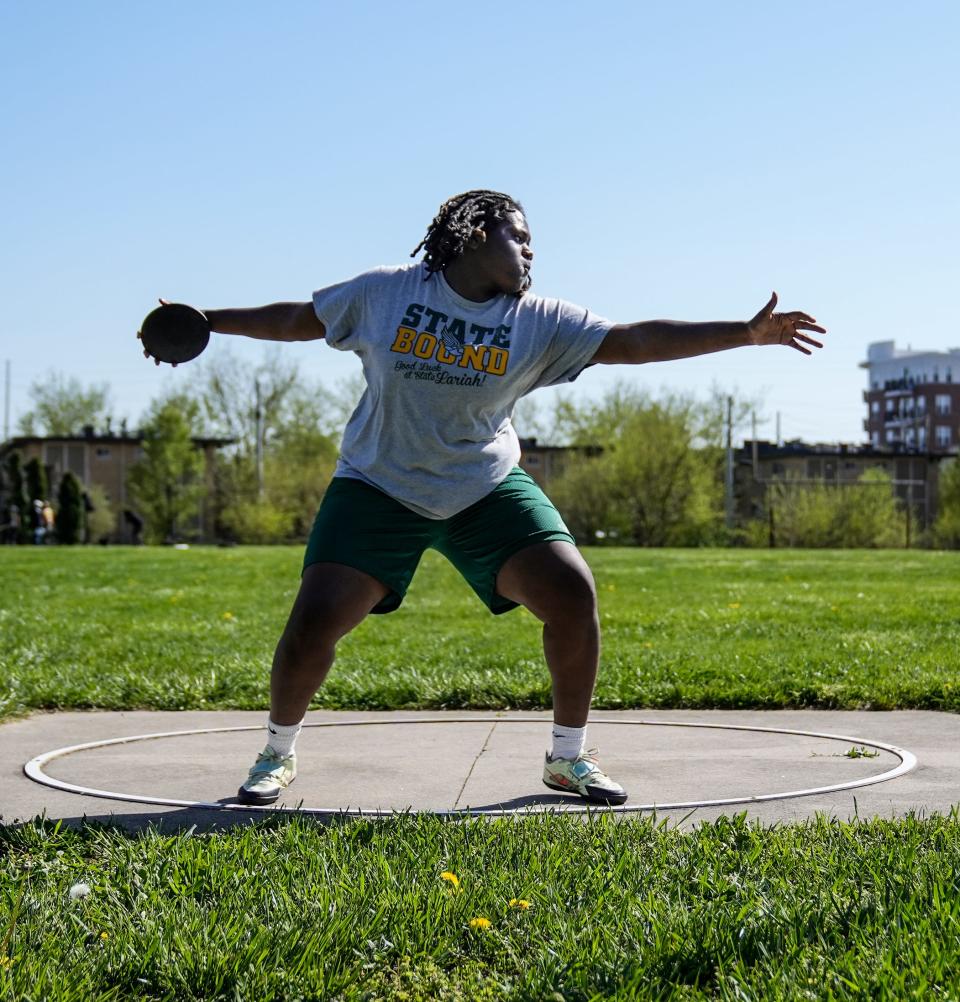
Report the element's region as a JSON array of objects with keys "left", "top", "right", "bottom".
[{"left": 23, "top": 717, "right": 917, "bottom": 817}]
